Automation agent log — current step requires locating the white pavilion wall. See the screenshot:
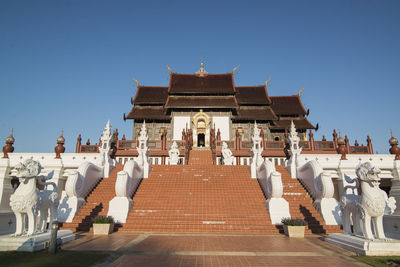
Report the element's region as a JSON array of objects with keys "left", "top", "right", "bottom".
[
  {"left": 173, "top": 116, "right": 190, "bottom": 140},
  {"left": 212, "top": 116, "right": 230, "bottom": 140}
]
